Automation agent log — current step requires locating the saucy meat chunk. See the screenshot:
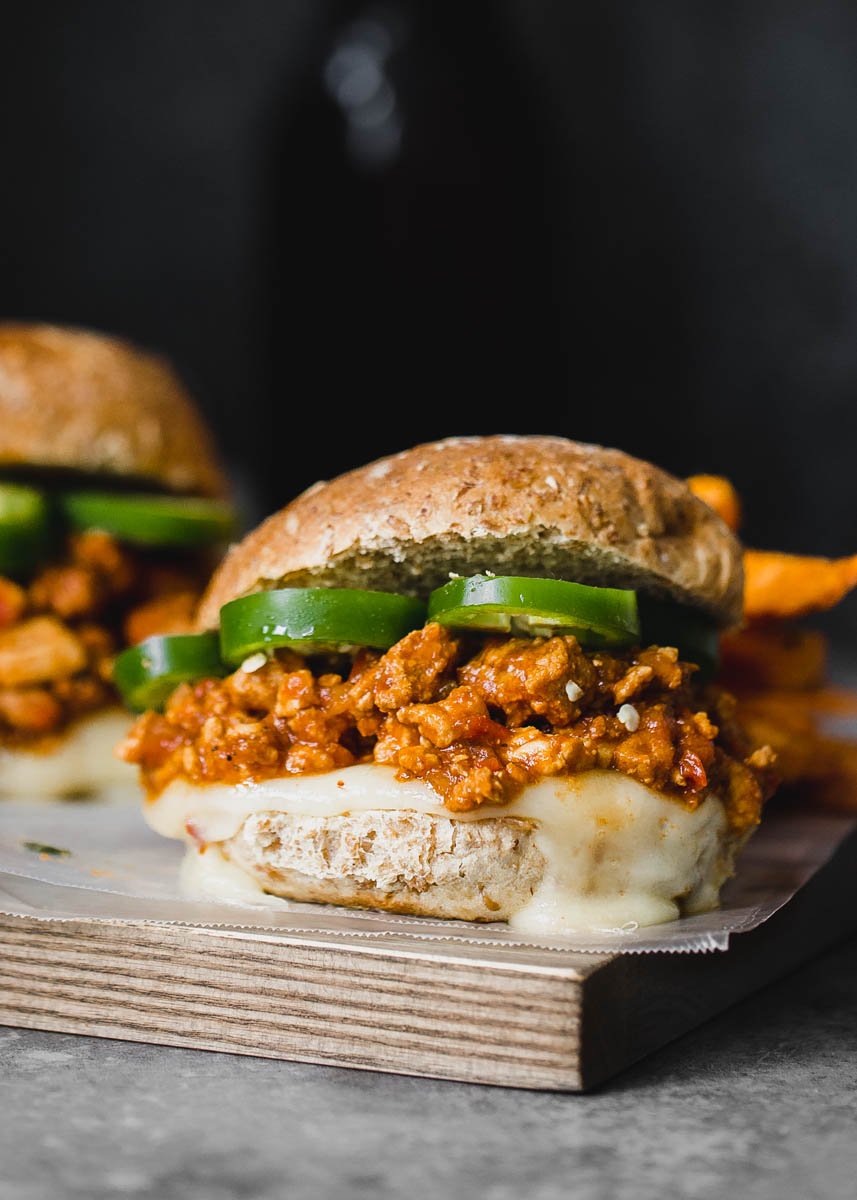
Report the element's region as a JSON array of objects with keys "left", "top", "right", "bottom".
[
  {"left": 0, "top": 532, "right": 205, "bottom": 745},
  {"left": 120, "top": 625, "right": 775, "bottom": 833}
]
